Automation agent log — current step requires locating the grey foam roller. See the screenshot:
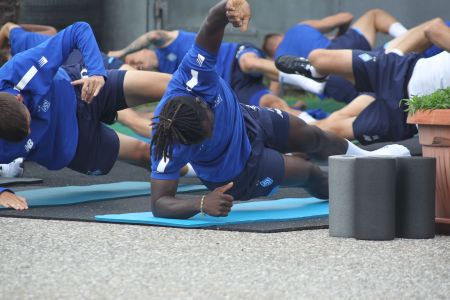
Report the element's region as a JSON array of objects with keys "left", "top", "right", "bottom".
[
  {"left": 396, "top": 157, "right": 436, "bottom": 239},
  {"left": 329, "top": 155, "right": 356, "bottom": 238},
  {"left": 354, "top": 157, "right": 396, "bottom": 241}
]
